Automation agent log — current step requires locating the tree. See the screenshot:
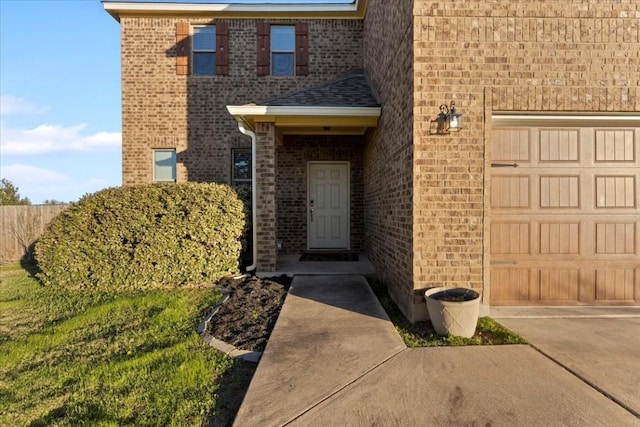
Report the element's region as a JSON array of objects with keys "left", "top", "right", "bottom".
[
  {"left": 43, "top": 199, "right": 66, "bottom": 205},
  {"left": 0, "top": 178, "right": 31, "bottom": 205}
]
